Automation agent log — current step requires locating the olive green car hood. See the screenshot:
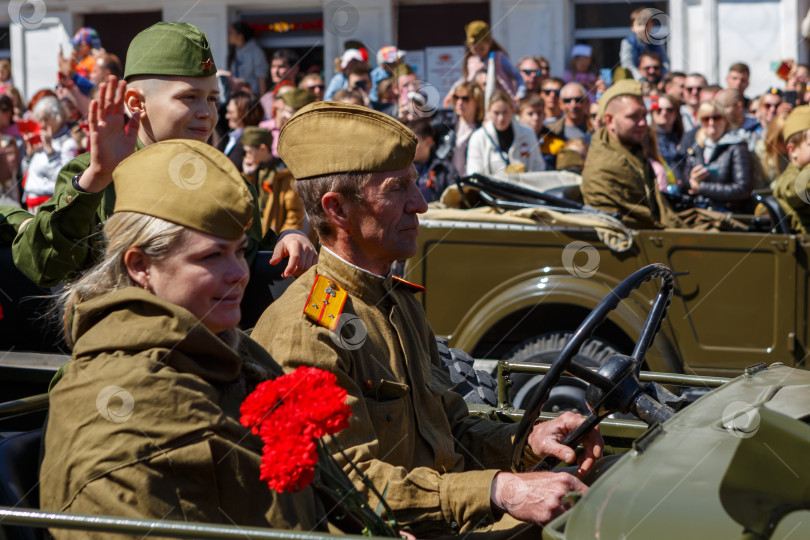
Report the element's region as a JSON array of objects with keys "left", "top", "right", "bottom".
[{"left": 545, "top": 364, "right": 810, "bottom": 539}]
